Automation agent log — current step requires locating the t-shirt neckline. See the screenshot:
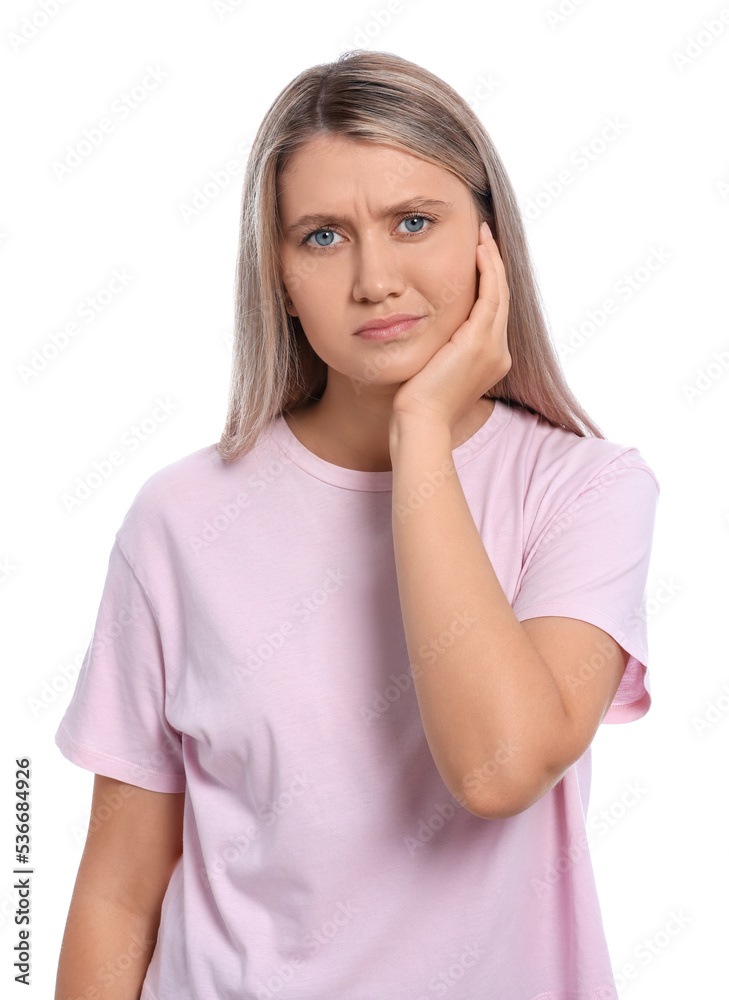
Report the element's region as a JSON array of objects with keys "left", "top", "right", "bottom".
[{"left": 267, "top": 398, "right": 512, "bottom": 492}]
